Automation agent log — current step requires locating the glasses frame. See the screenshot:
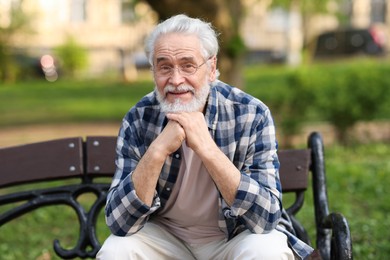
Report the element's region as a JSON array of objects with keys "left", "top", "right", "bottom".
[{"left": 151, "top": 58, "right": 210, "bottom": 77}]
